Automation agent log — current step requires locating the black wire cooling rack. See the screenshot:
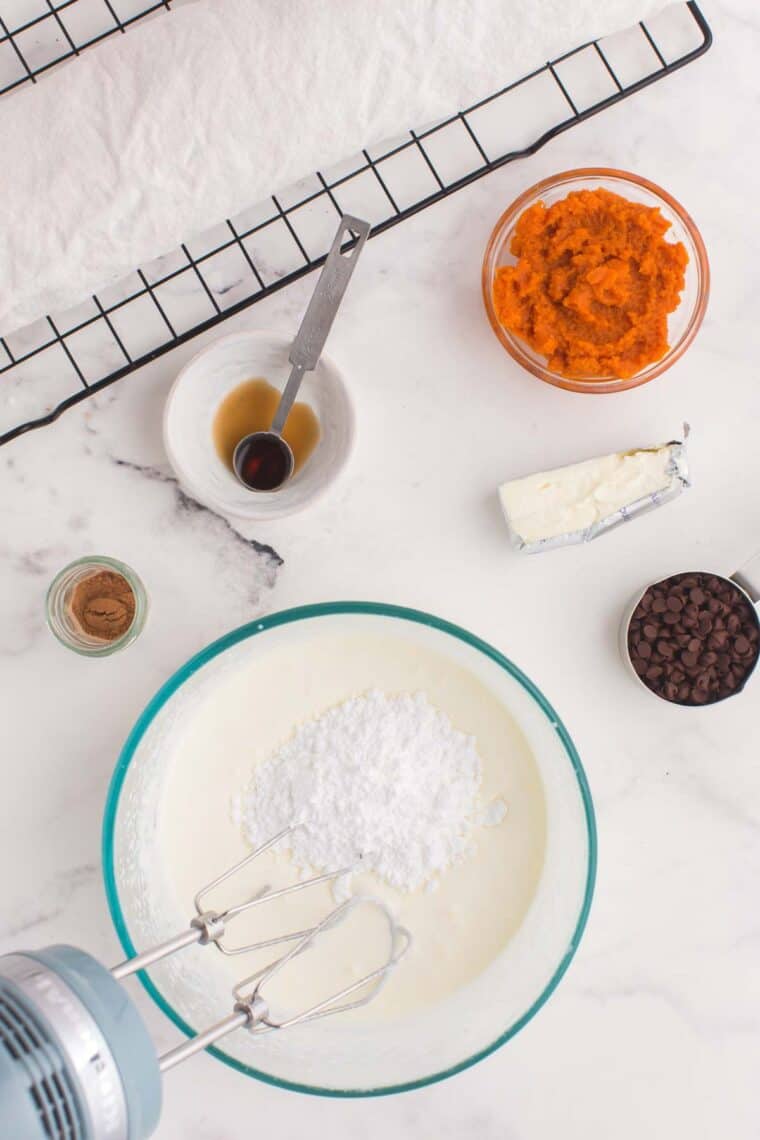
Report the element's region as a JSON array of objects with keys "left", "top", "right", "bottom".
[{"left": 0, "top": 0, "right": 711, "bottom": 446}]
